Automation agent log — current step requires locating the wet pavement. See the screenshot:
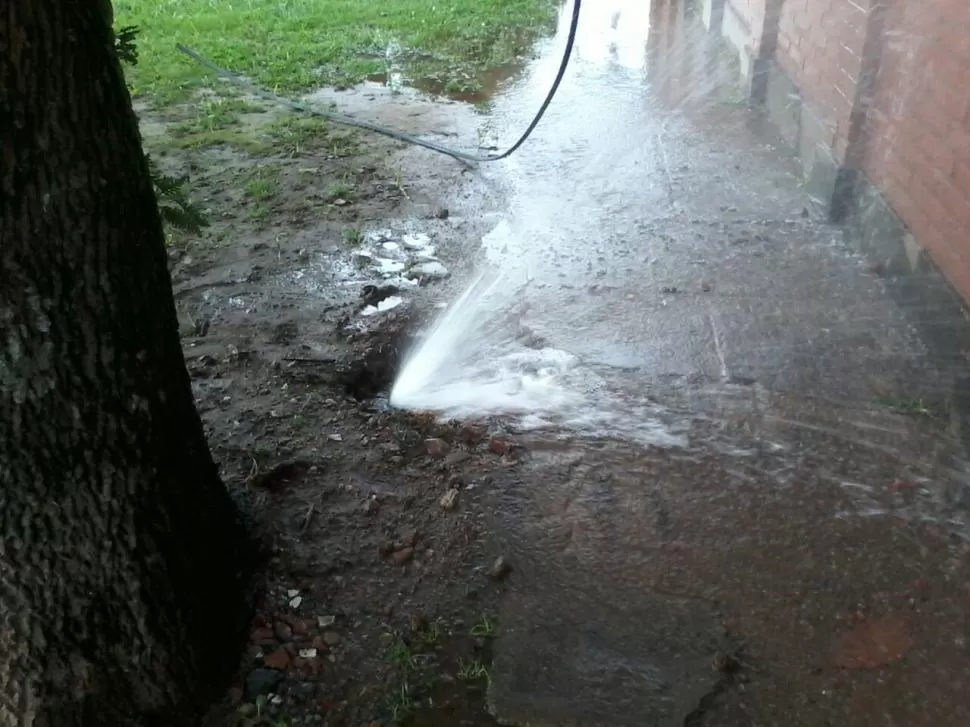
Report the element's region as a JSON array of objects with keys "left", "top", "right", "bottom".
[{"left": 385, "top": 0, "right": 970, "bottom": 725}]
